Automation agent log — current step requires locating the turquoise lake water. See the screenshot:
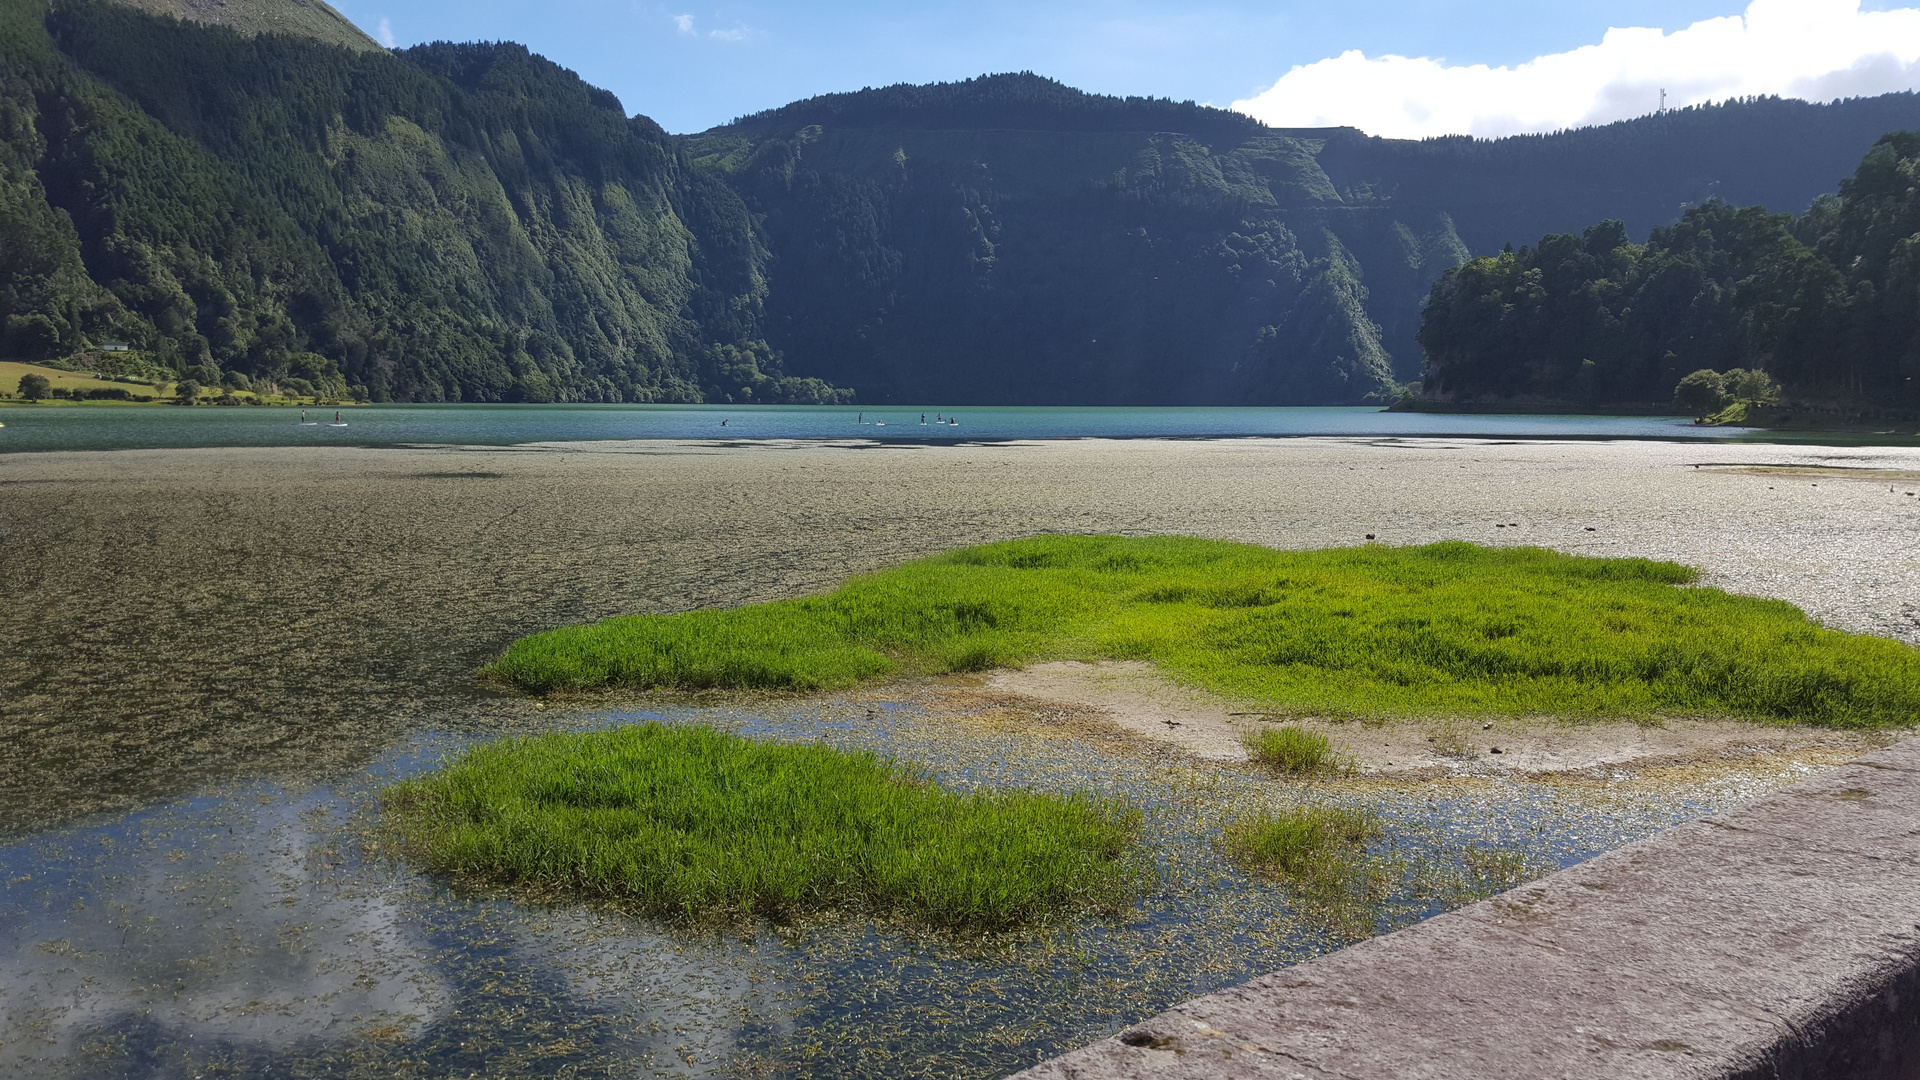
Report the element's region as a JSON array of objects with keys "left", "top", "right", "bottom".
[{"left": 0, "top": 403, "right": 1740, "bottom": 453}]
